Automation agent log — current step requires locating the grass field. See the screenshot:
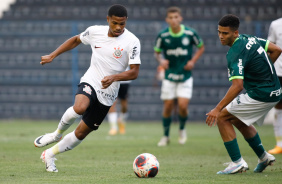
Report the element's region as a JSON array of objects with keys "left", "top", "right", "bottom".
[{"left": 0, "top": 120, "right": 282, "bottom": 184}]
